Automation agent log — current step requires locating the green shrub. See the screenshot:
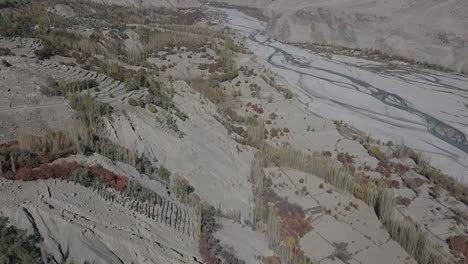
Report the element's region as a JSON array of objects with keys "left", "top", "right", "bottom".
[
  {"left": 125, "top": 78, "right": 140, "bottom": 92},
  {"left": 0, "top": 0, "right": 26, "bottom": 9},
  {"left": 158, "top": 166, "right": 171, "bottom": 182},
  {"left": 171, "top": 176, "right": 194, "bottom": 201},
  {"left": 0, "top": 216, "right": 43, "bottom": 264},
  {"left": 34, "top": 45, "right": 55, "bottom": 60},
  {"left": 41, "top": 78, "right": 99, "bottom": 97},
  {"left": 145, "top": 89, "right": 174, "bottom": 110},
  {"left": 190, "top": 77, "right": 225, "bottom": 104},
  {"left": 148, "top": 104, "right": 157, "bottom": 113},
  {"left": 0, "top": 8, "right": 35, "bottom": 37},
  {"left": 128, "top": 98, "right": 137, "bottom": 106},
  {"left": 8, "top": 149, "right": 32, "bottom": 163},
  {"left": 135, "top": 155, "right": 155, "bottom": 175},
  {"left": 418, "top": 167, "right": 468, "bottom": 204},
  {"left": 368, "top": 146, "right": 385, "bottom": 161},
  {"left": 68, "top": 94, "right": 113, "bottom": 129}
]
